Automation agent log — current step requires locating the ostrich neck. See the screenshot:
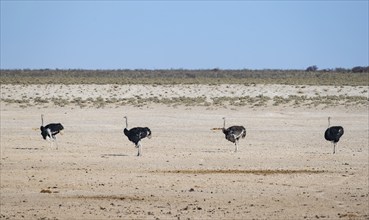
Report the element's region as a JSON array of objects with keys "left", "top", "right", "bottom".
[
  {"left": 328, "top": 118, "right": 330, "bottom": 128},
  {"left": 41, "top": 115, "right": 44, "bottom": 126},
  {"left": 125, "top": 118, "right": 128, "bottom": 129},
  {"left": 223, "top": 119, "right": 226, "bottom": 128}
]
